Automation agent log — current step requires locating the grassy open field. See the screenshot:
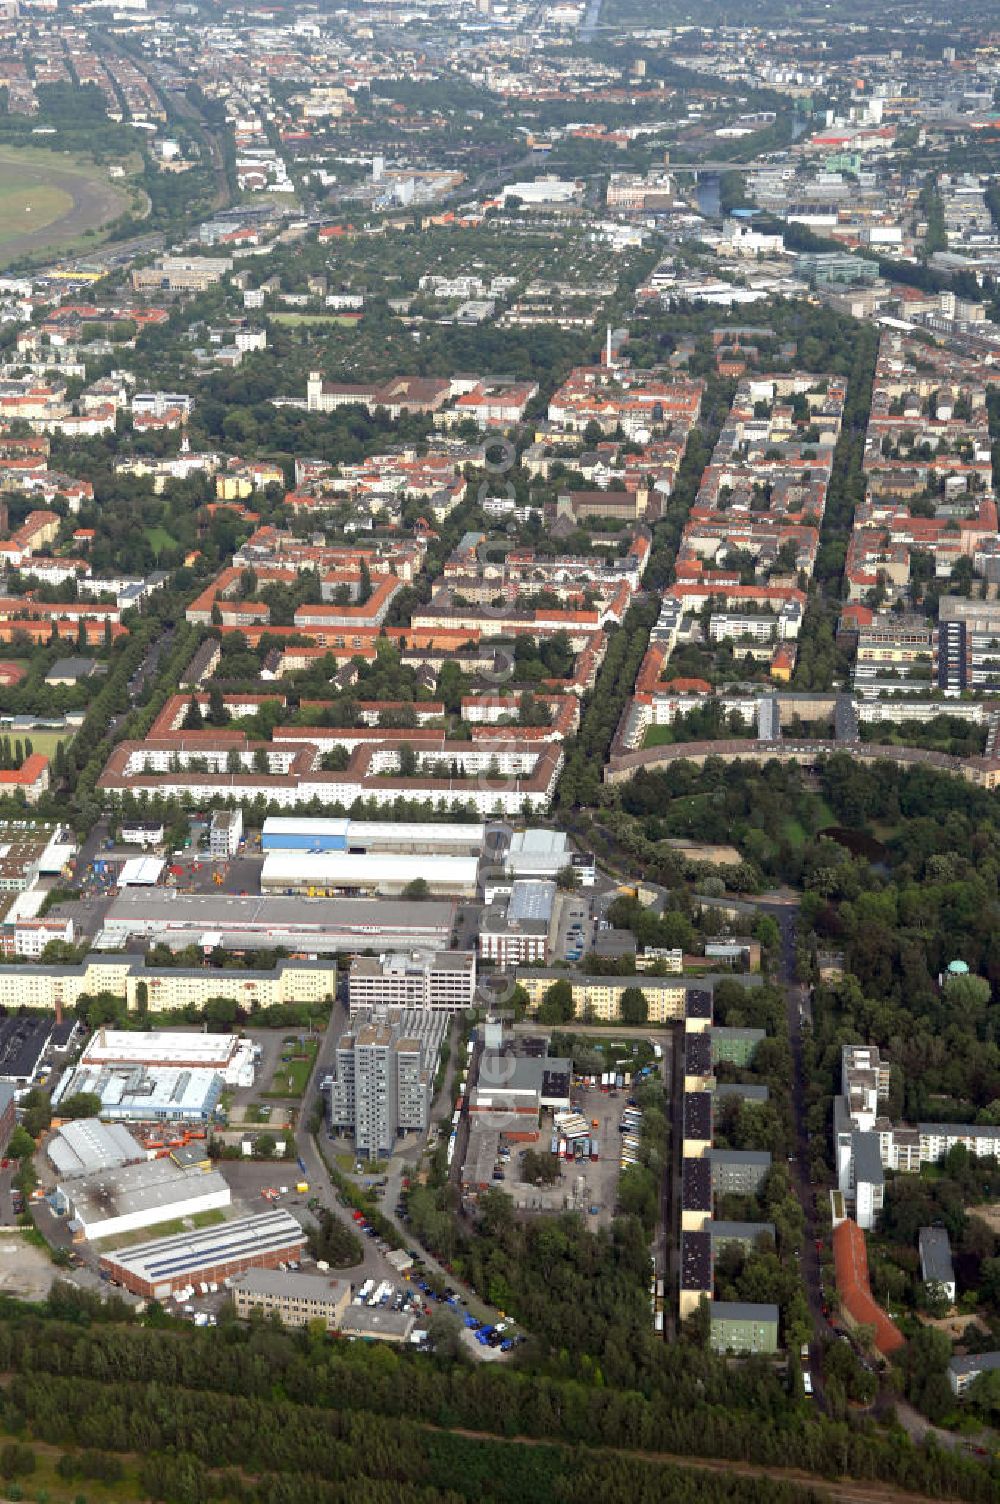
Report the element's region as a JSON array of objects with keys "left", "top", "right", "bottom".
[
  {"left": 270, "top": 312, "right": 361, "bottom": 327},
  {"left": 17, "top": 729, "right": 72, "bottom": 760},
  {"left": 0, "top": 143, "right": 130, "bottom": 265},
  {"left": 0, "top": 175, "right": 73, "bottom": 247},
  {"left": 144, "top": 524, "right": 177, "bottom": 554}
]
